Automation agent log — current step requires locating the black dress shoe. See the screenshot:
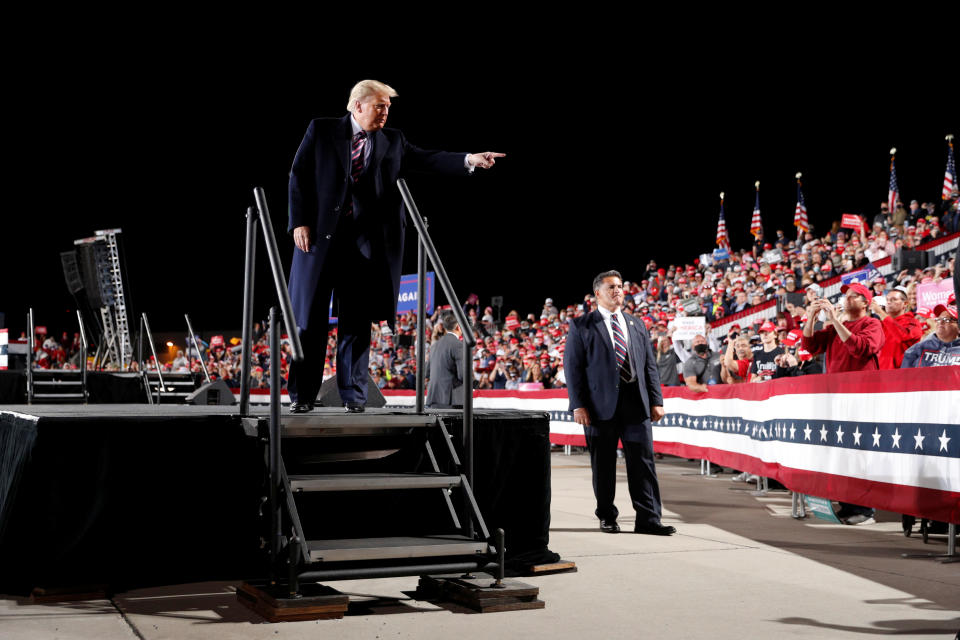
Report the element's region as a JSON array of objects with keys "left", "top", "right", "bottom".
[
  {"left": 634, "top": 523, "right": 676, "bottom": 536},
  {"left": 599, "top": 518, "right": 620, "bottom": 533},
  {"left": 344, "top": 402, "right": 365, "bottom": 413},
  {"left": 289, "top": 402, "right": 314, "bottom": 414}
]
